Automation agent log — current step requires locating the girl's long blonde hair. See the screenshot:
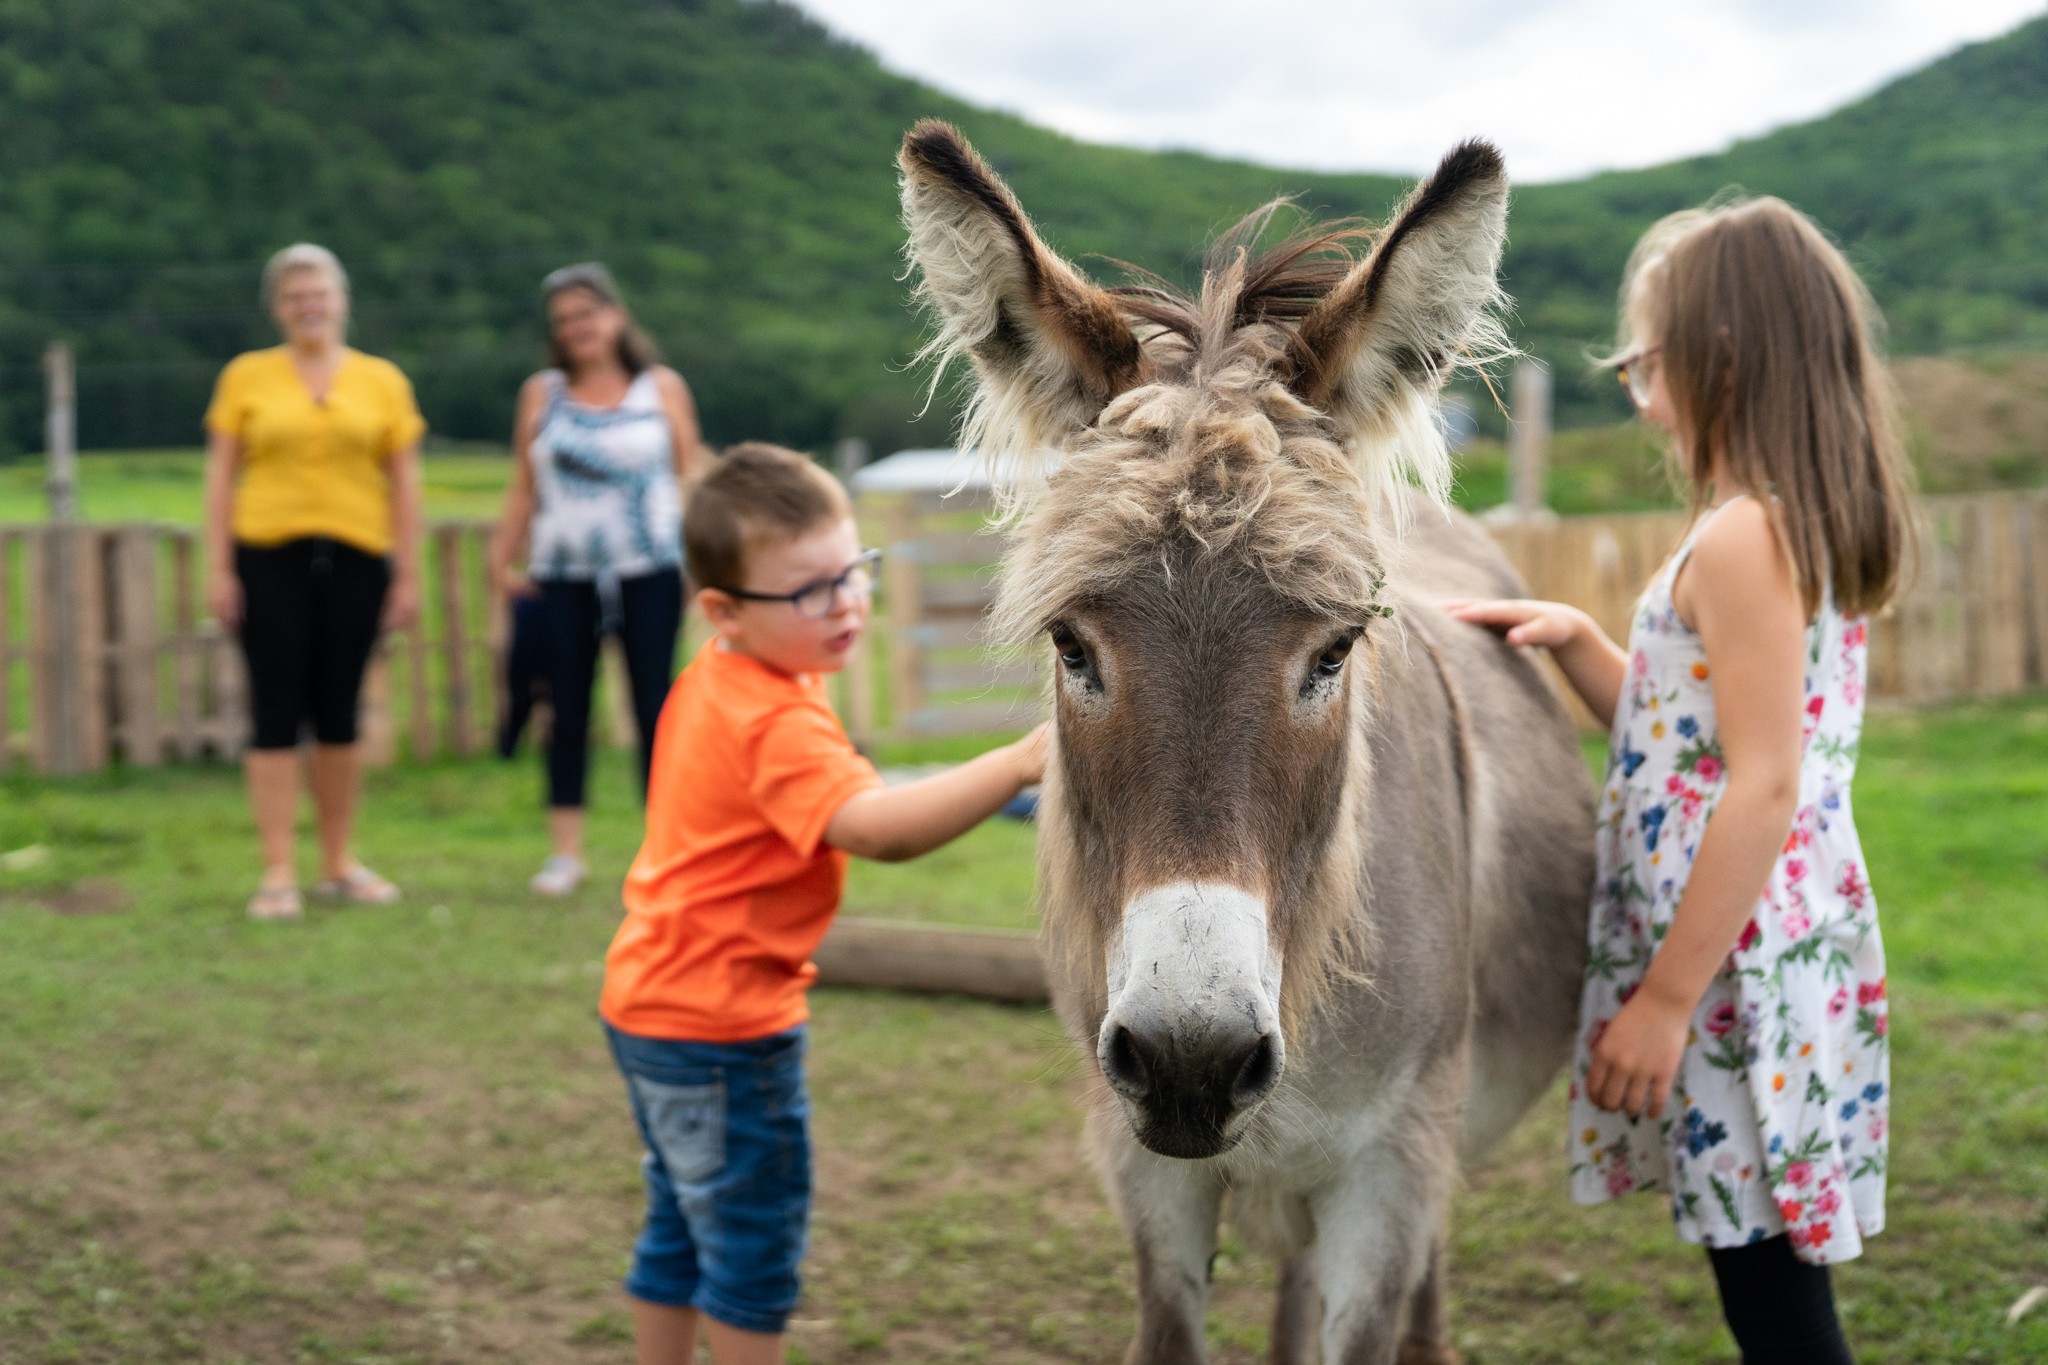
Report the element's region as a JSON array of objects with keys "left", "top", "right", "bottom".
[{"left": 1615, "top": 196, "right": 1915, "bottom": 617}]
